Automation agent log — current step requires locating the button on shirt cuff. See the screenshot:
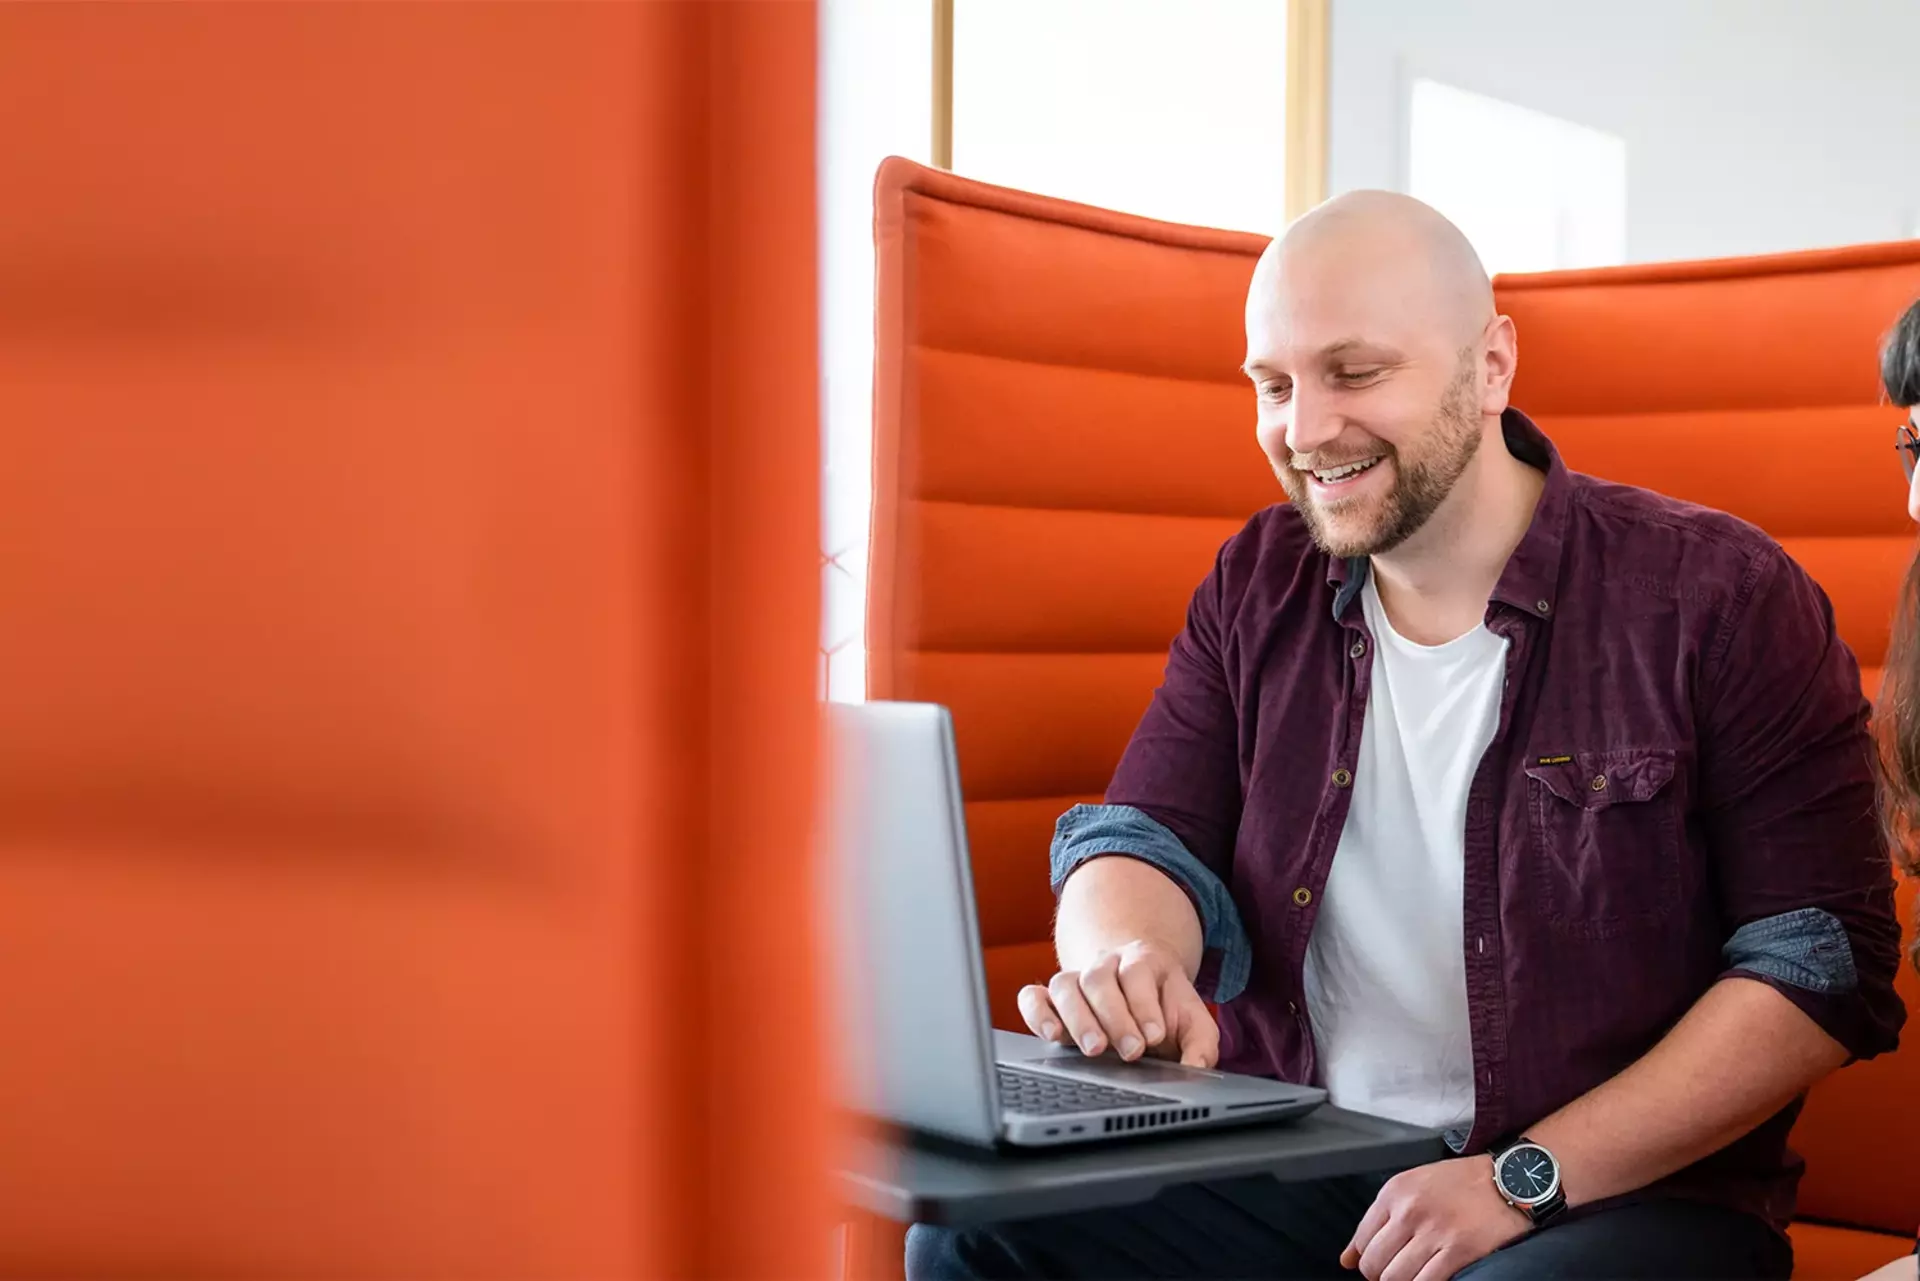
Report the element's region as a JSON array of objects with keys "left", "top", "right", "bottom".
[{"left": 1049, "top": 803, "right": 1253, "bottom": 1003}]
